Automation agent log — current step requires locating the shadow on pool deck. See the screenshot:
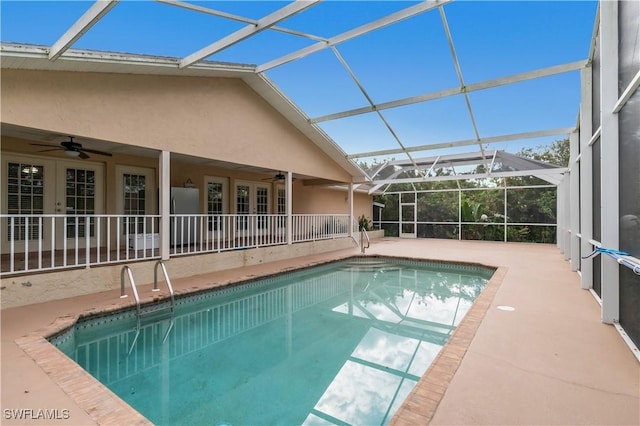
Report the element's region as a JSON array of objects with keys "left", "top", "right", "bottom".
[{"left": 1, "top": 238, "right": 638, "bottom": 425}]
